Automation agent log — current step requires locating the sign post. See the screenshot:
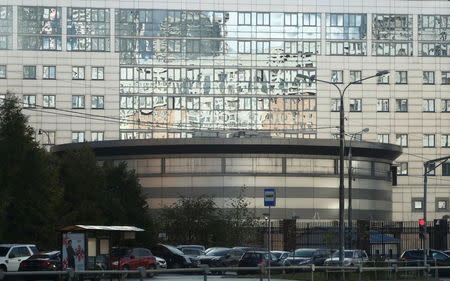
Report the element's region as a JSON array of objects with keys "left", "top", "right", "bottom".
[{"left": 264, "top": 189, "right": 276, "bottom": 281}]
